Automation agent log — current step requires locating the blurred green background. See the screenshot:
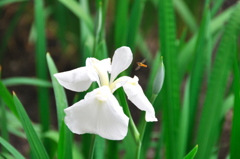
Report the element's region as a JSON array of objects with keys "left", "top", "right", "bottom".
[{"left": 0, "top": 0, "right": 240, "bottom": 159}]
